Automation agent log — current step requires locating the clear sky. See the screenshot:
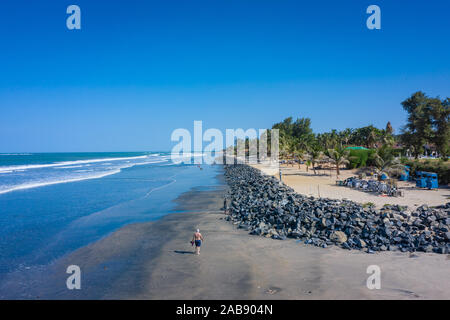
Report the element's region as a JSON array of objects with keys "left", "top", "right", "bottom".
[{"left": 0, "top": 0, "right": 449, "bottom": 152}]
